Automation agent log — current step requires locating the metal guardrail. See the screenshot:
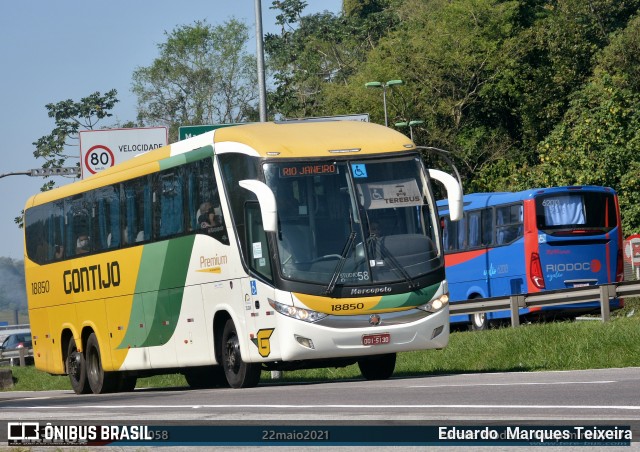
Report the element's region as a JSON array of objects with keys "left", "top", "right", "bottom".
[
  {"left": 0, "top": 323, "right": 30, "bottom": 332},
  {"left": 0, "top": 347, "right": 34, "bottom": 366},
  {"left": 449, "top": 280, "right": 640, "bottom": 327}
]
